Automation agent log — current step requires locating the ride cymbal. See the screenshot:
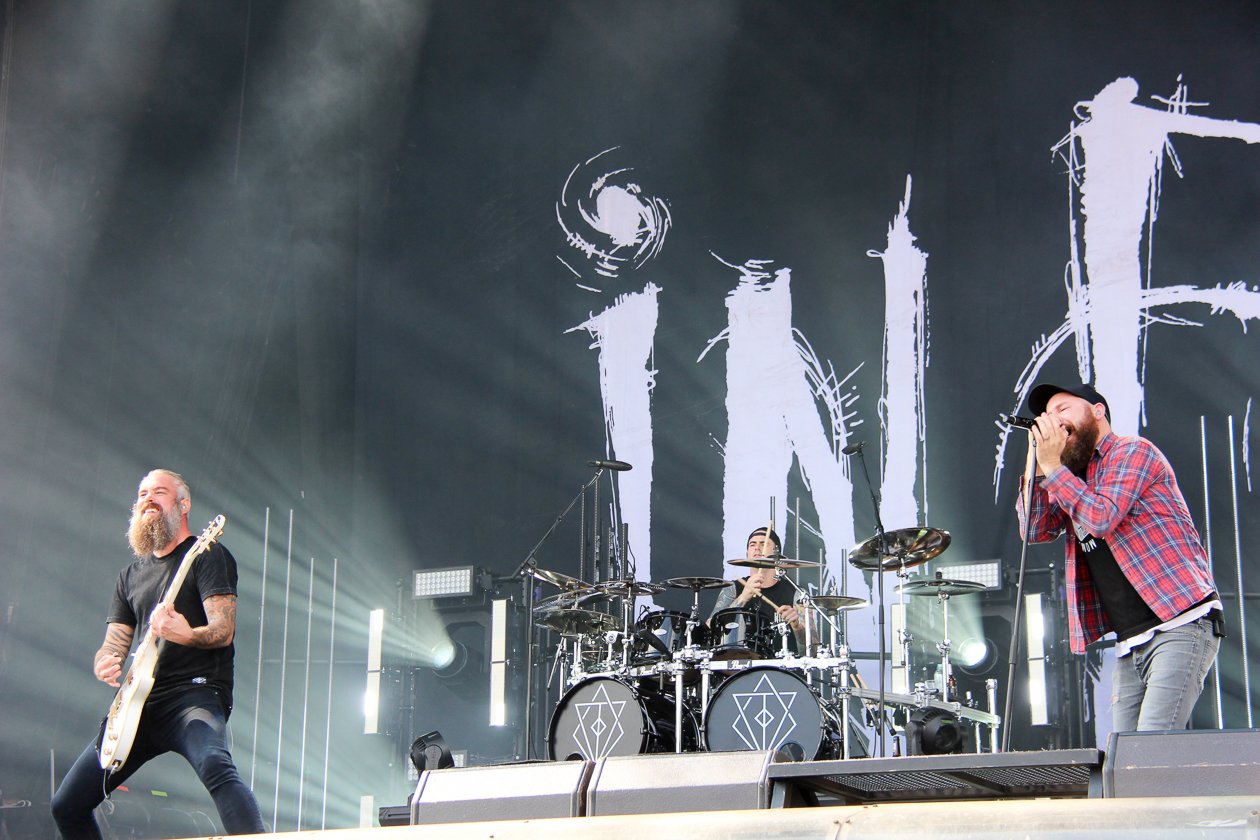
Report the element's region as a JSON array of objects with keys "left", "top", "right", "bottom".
[
  {"left": 536, "top": 608, "right": 616, "bottom": 636},
  {"left": 592, "top": 580, "right": 665, "bottom": 598},
  {"left": 809, "top": 595, "right": 869, "bottom": 611},
  {"left": 528, "top": 566, "right": 589, "bottom": 590},
  {"left": 848, "top": 527, "right": 951, "bottom": 571},
  {"left": 728, "top": 555, "right": 822, "bottom": 569}
]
